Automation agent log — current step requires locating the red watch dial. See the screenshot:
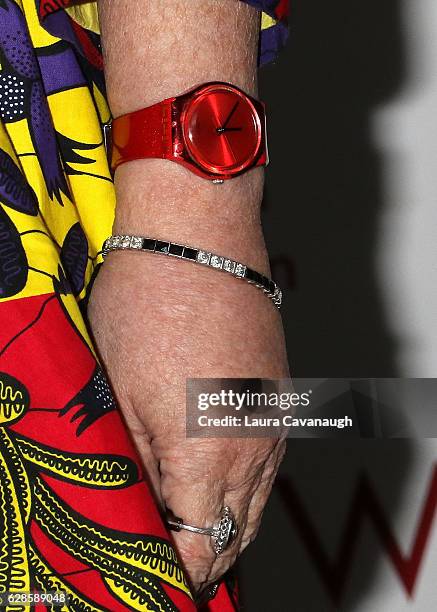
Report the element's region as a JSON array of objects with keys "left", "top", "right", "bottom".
[{"left": 181, "top": 84, "right": 262, "bottom": 176}]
